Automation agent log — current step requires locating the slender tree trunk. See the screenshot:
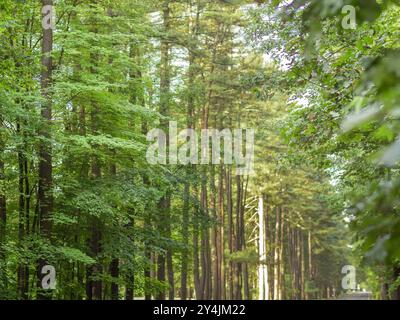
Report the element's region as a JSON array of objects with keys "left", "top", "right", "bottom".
[
  {"left": 300, "top": 232, "right": 305, "bottom": 300},
  {"left": 273, "top": 206, "right": 280, "bottom": 300},
  {"left": 193, "top": 196, "right": 201, "bottom": 298},
  {"left": 17, "top": 131, "right": 27, "bottom": 299},
  {"left": 200, "top": 172, "right": 211, "bottom": 299},
  {"left": 219, "top": 165, "right": 225, "bottom": 300},
  {"left": 181, "top": 179, "right": 190, "bottom": 300},
  {"left": 140, "top": 105, "right": 151, "bottom": 299},
  {"left": 242, "top": 177, "right": 249, "bottom": 300},
  {"left": 0, "top": 155, "right": 6, "bottom": 289},
  {"left": 226, "top": 166, "right": 234, "bottom": 299},
  {"left": 199, "top": 83, "right": 211, "bottom": 300},
  {"left": 234, "top": 175, "right": 242, "bottom": 299},
  {"left": 150, "top": 252, "right": 157, "bottom": 297},
  {"left": 188, "top": 1, "right": 202, "bottom": 300},
  {"left": 90, "top": 217, "right": 102, "bottom": 300},
  {"left": 307, "top": 231, "right": 313, "bottom": 300},
  {"left": 192, "top": 183, "right": 202, "bottom": 299},
  {"left": 295, "top": 229, "right": 301, "bottom": 299},
  {"left": 166, "top": 197, "right": 174, "bottom": 300},
  {"left": 264, "top": 196, "right": 273, "bottom": 300},
  {"left": 211, "top": 165, "right": 219, "bottom": 300},
  {"left": 37, "top": 0, "right": 54, "bottom": 300},
  {"left": 144, "top": 212, "right": 152, "bottom": 300},
  {"left": 86, "top": 101, "right": 103, "bottom": 300},
  {"left": 110, "top": 259, "right": 119, "bottom": 300},
  {"left": 180, "top": 11, "right": 196, "bottom": 300},
  {"left": 156, "top": 199, "right": 167, "bottom": 300},
  {"left": 0, "top": 161, "right": 5, "bottom": 240},
  {"left": 258, "top": 196, "right": 268, "bottom": 300},
  {"left": 143, "top": 173, "right": 152, "bottom": 301},
  {"left": 125, "top": 275, "right": 134, "bottom": 300},
  {"left": 288, "top": 226, "right": 295, "bottom": 299},
  {"left": 109, "top": 164, "right": 119, "bottom": 300},
  {"left": 279, "top": 207, "right": 285, "bottom": 300},
  {"left": 0, "top": 156, "right": 5, "bottom": 238},
  {"left": 156, "top": 0, "right": 173, "bottom": 300}
]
